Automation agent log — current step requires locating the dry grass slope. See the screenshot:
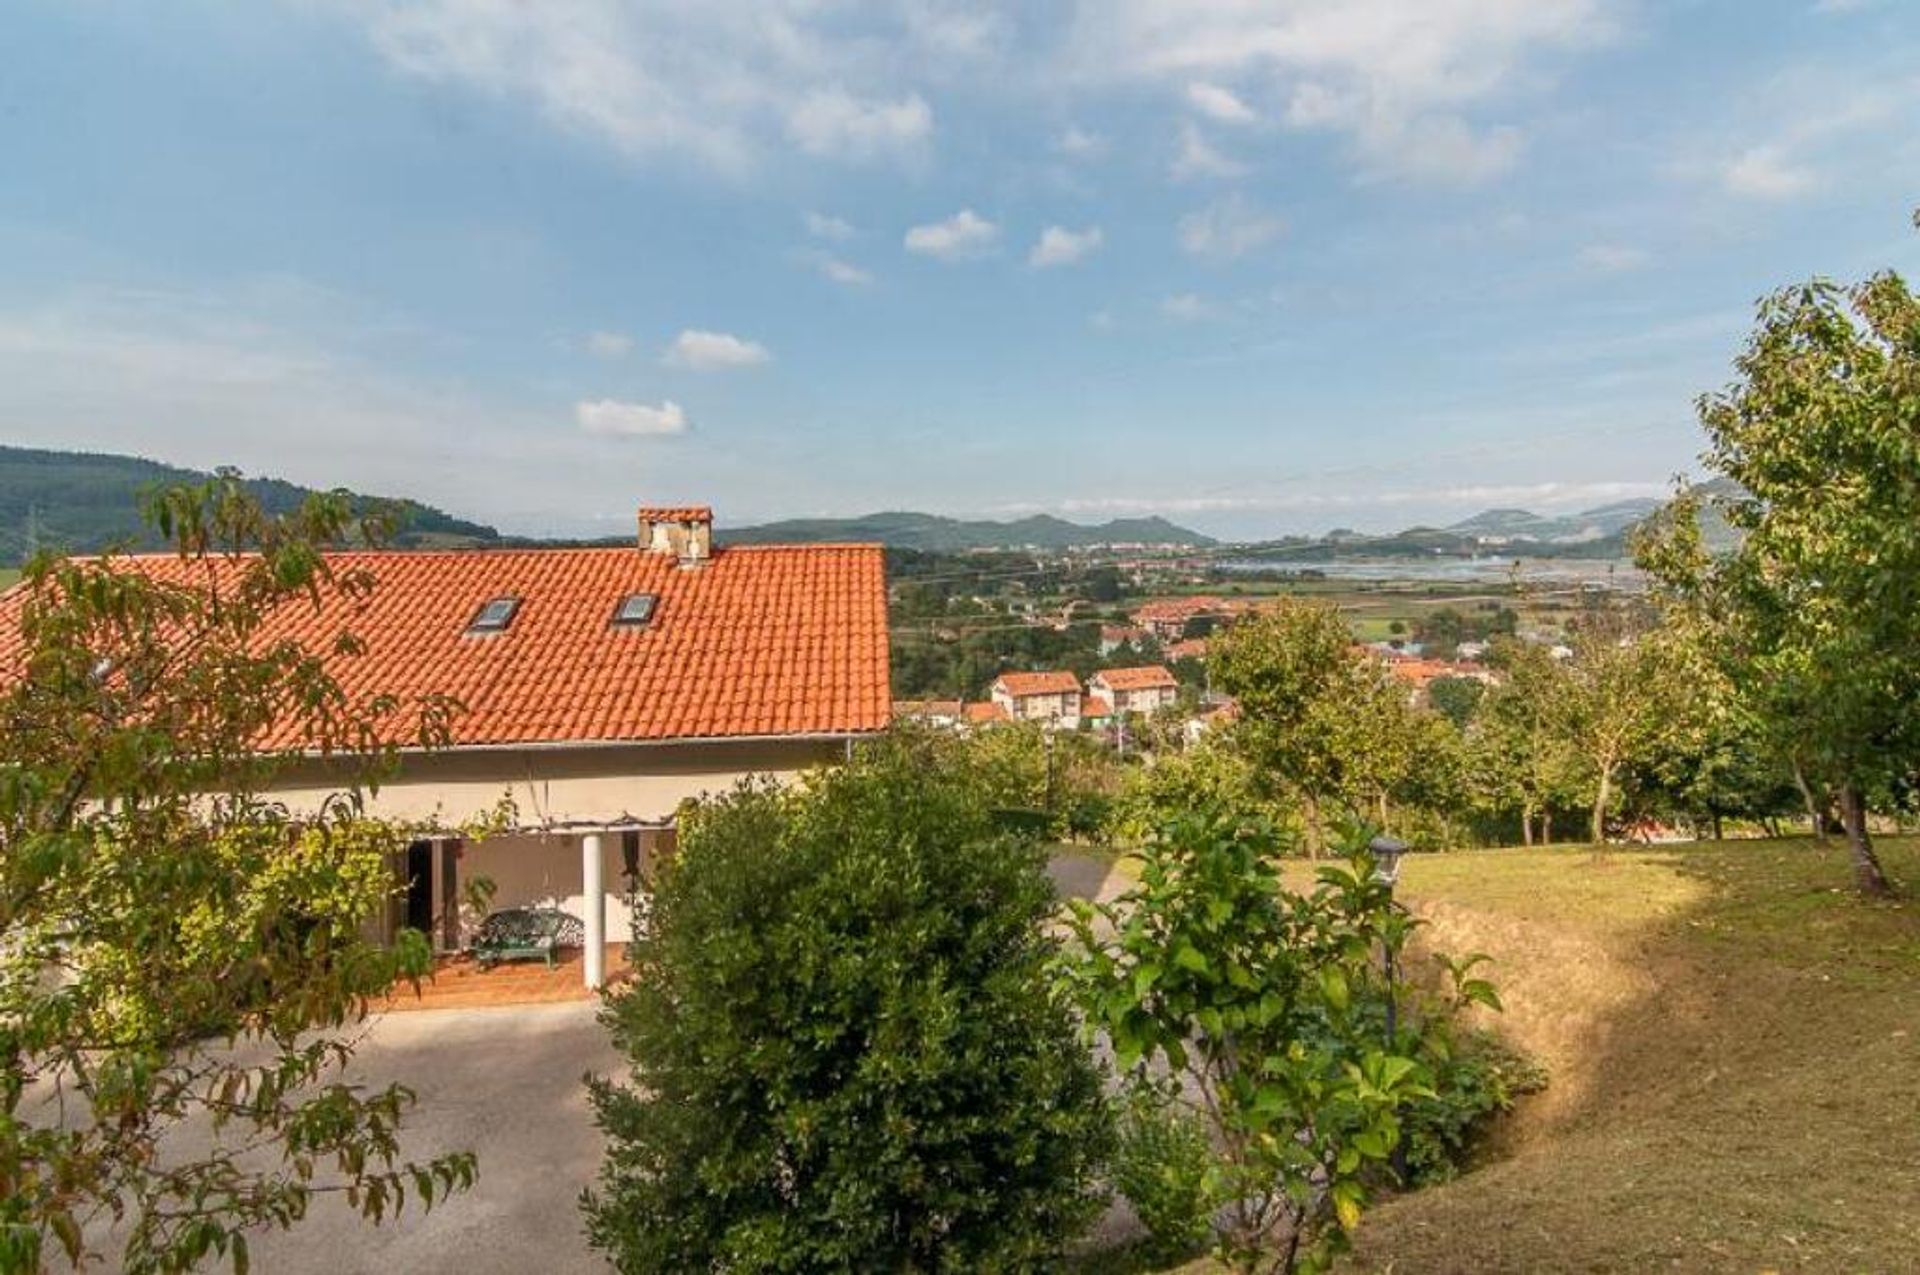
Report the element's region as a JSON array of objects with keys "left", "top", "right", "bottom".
[{"left": 1349, "top": 839, "right": 1920, "bottom": 1274}]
